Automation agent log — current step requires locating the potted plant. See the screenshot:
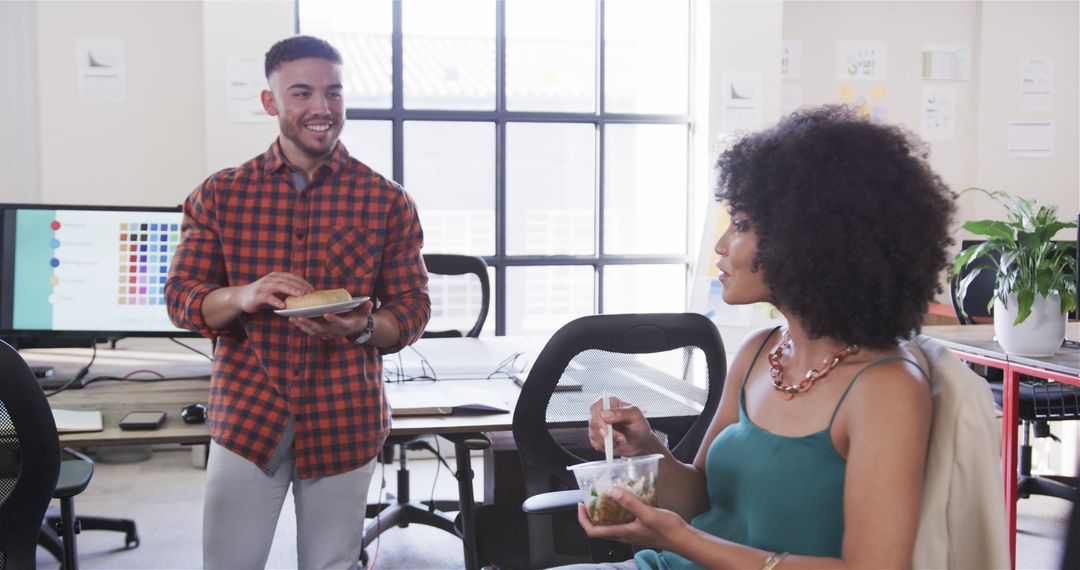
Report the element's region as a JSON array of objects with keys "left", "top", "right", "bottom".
[{"left": 951, "top": 188, "right": 1077, "bottom": 356}]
